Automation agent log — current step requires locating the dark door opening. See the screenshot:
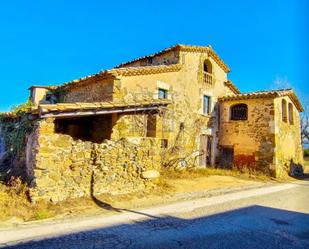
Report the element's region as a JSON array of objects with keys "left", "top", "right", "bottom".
[
  {"left": 220, "top": 146, "right": 234, "bottom": 168},
  {"left": 199, "top": 135, "right": 212, "bottom": 167}
]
